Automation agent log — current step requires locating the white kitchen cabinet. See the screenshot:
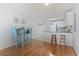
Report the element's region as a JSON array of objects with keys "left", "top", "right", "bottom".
[
  {"left": 53, "top": 33, "right": 73, "bottom": 46},
  {"left": 64, "top": 10, "right": 75, "bottom": 33},
  {"left": 65, "top": 10, "right": 74, "bottom": 26},
  {"left": 65, "top": 33, "right": 73, "bottom": 46},
  {"left": 43, "top": 32, "right": 73, "bottom": 46}
]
